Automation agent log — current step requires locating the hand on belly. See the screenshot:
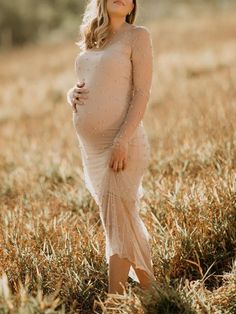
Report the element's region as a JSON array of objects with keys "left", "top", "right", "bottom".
[
  {"left": 72, "top": 81, "right": 90, "bottom": 112},
  {"left": 72, "top": 81, "right": 129, "bottom": 137}
]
